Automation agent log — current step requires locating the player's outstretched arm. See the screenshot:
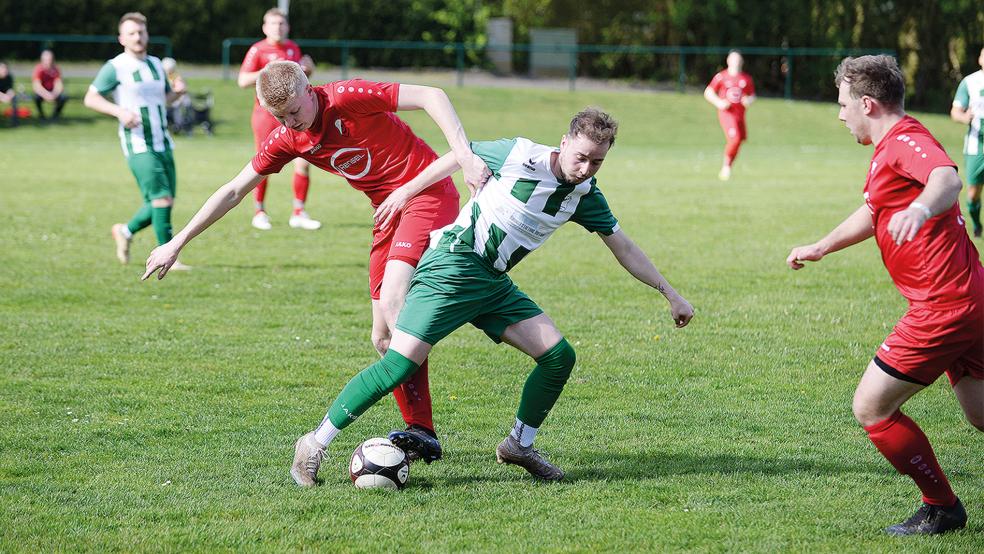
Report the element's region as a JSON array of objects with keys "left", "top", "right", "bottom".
[
  {"left": 396, "top": 84, "right": 491, "bottom": 191},
  {"left": 600, "top": 230, "right": 694, "bottom": 328},
  {"left": 786, "top": 204, "right": 874, "bottom": 269},
  {"left": 886, "top": 166, "right": 963, "bottom": 245},
  {"left": 373, "top": 152, "right": 461, "bottom": 230},
  {"left": 83, "top": 87, "right": 140, "bottom": 128},
  {"left": 143, "top": 163, "right": 264, "bottom": 281}
]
